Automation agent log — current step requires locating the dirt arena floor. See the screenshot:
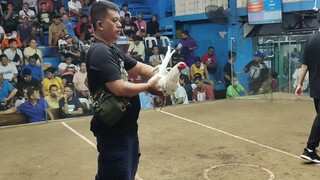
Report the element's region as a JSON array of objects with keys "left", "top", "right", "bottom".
[{"left": 1, "top": 93, "right": 320, "bottom": 180}]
